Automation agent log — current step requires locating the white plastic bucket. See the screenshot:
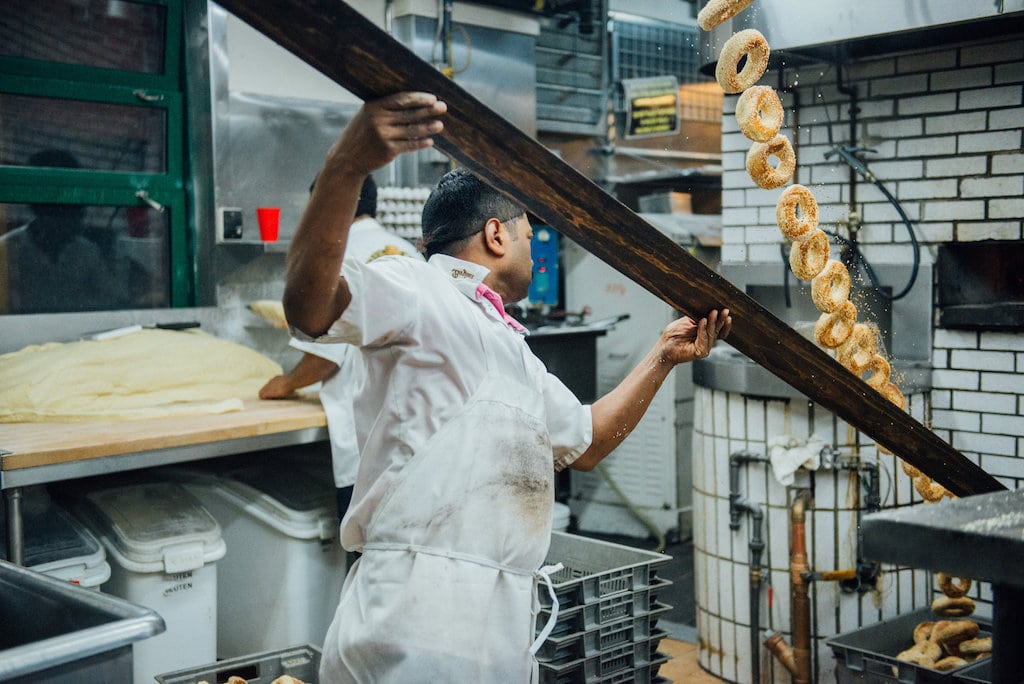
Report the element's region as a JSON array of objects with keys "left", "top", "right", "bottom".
[
  {"left": 73, "top": 481, "right": 225, "bottom": 684},
  {"left": 172, "top": 457, "right": 345, "bottom": 659}
]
